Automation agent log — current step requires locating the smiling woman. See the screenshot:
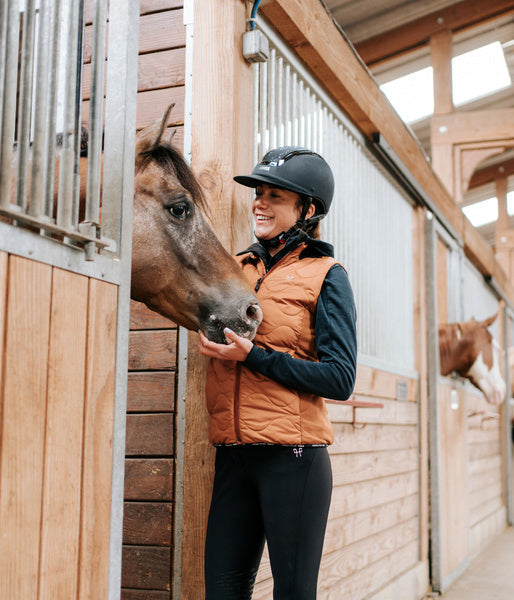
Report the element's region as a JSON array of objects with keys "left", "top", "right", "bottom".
[{"left": 198, "top": 146, "right": 358, "bottom": 600}]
